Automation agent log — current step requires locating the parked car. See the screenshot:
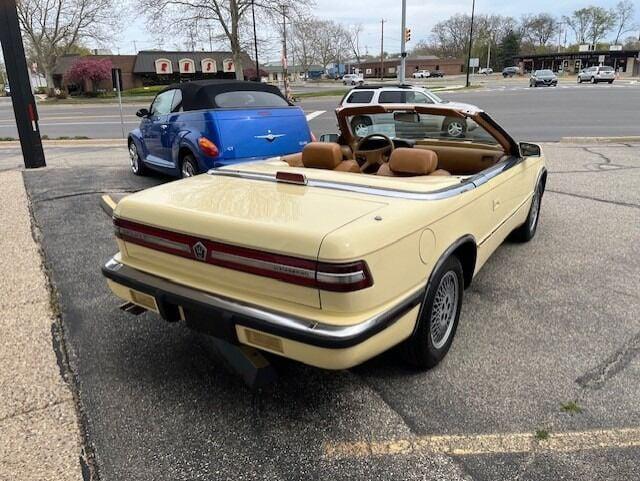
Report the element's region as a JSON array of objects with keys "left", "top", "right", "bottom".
[
  {"left": 529, "top": 69, "right": 558, "bottom": 87},
  {"left": 577, "top": 66, "right": 615, "bottom": 84},
  {"left": 413, "top": 70, "right": 430, "bottom": 78},
  {"left": 342, "top": 74, "right": 364, "bottom": 86},
  {"left": 502, "top": 66, "right": 520, "bottom": 77},
  {"left": 340, "top": 84, "right": 478, "bottom": 138},
  {"left": 478, "top": 67, "right": 493, "bottom": 75},
  {"left": 127, "top": 80, "right": 312, "bottom": 178},
  {"left": 429, "top": 70, "right": 445, "bottom": 78},
  {"left": 3, "top": 83, "right": 10, "bottom": 97},
  {"left": 102, "top": 102, "right": 546, "bottom": 370}
]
